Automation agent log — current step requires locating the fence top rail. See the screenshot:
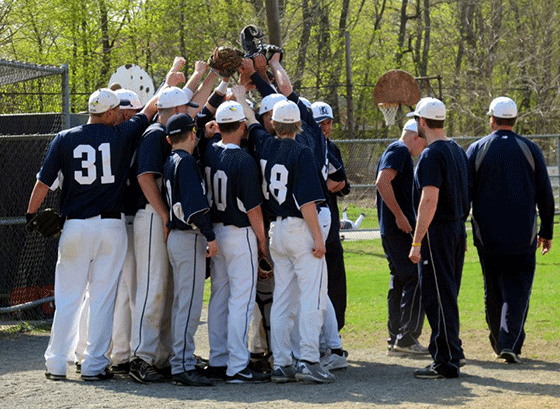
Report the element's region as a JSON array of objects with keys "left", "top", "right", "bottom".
[{"left": 334, "top": 134, "right": 560, "bottom": 144}]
